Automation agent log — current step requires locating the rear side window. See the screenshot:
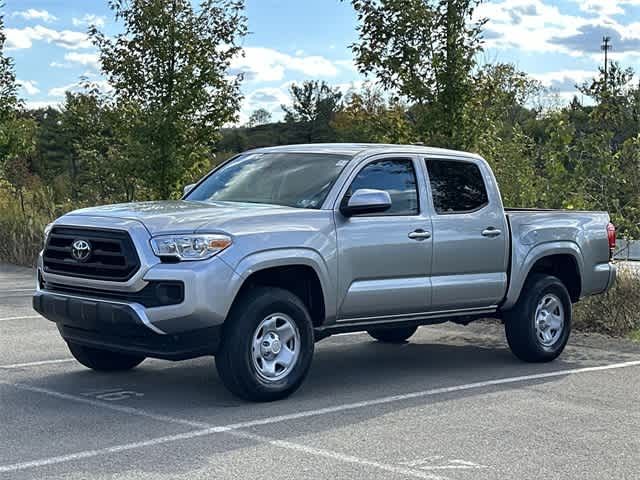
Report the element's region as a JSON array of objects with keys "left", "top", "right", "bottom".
[
  {"left": 346, "top": 158, "right": 419, "bottom": 215},
  {"left": 425, "top": 159, "right": 488, "bottom": 214}
]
